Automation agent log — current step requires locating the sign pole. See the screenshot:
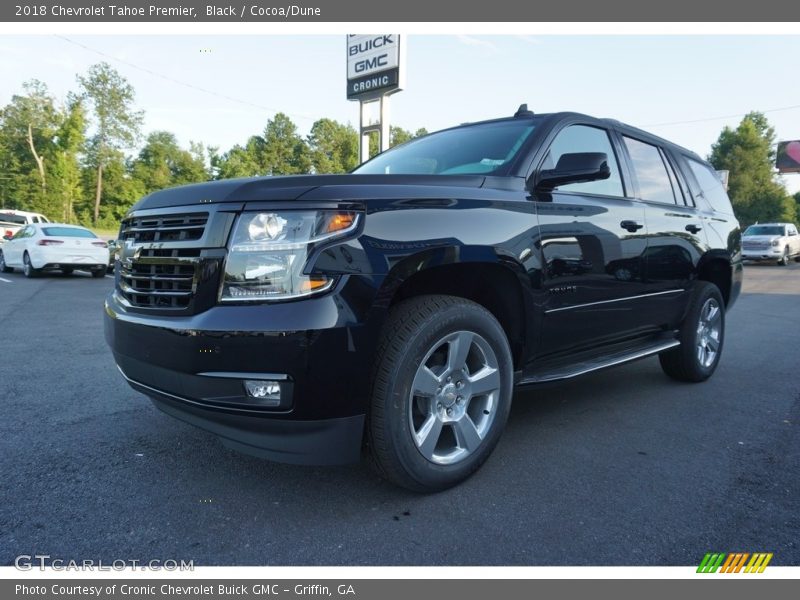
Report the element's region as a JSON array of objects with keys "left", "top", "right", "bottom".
[
  {"left": 360, "top": 100, "right": 371, "bottom": 164},
  {"left": 380, "top": 94, "right": 391, "bottom": 153}
]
